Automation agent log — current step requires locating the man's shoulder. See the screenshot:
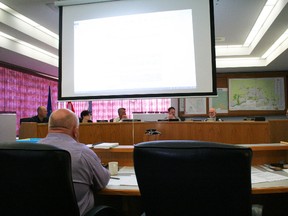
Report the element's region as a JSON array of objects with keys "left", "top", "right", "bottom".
[
  {"left": 43, "top": 117, "right": 49, "bottom": 123},
  {"left": 31, "top": 115, "right": 38, "bottom": 120}
]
